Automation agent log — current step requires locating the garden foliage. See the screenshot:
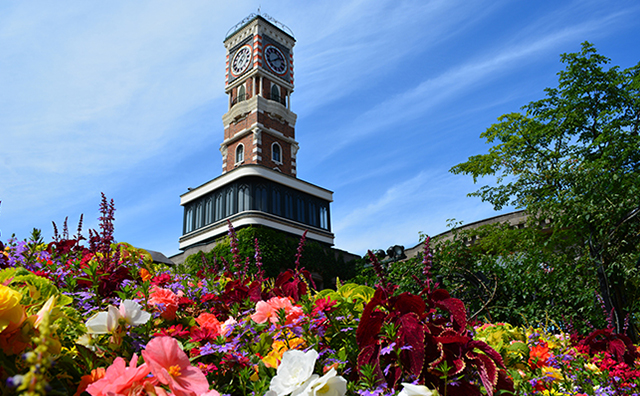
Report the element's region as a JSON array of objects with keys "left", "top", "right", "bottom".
[{"left": 1, "top": 196, "right": 640, "bottom": 395}]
